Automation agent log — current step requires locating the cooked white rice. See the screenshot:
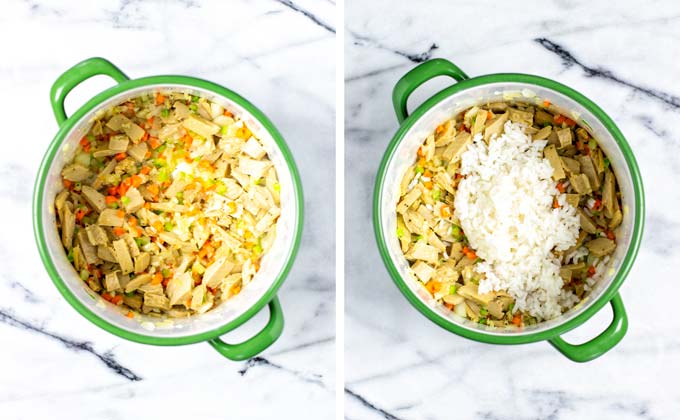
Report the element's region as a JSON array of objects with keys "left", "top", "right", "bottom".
[{"left": 453, "top": 121, "right": 580, "bottom": 320}]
